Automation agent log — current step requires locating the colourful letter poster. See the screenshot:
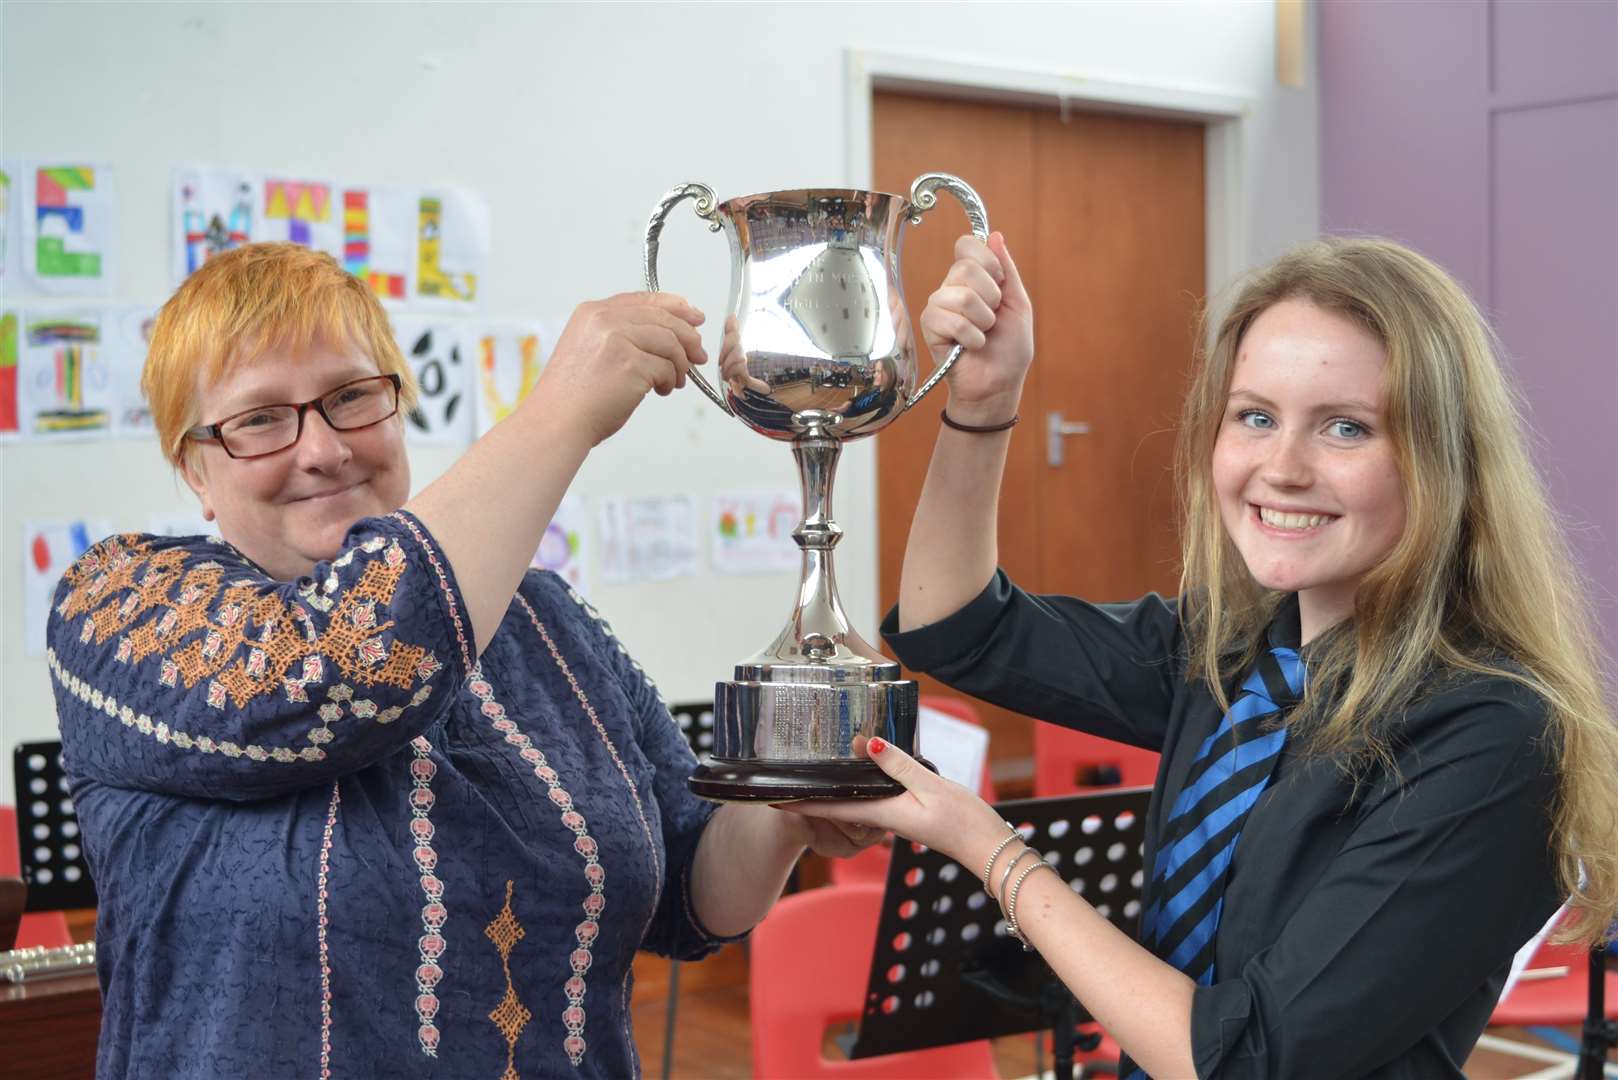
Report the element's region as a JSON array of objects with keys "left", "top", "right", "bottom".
[
  {"left": 0, "top": 309, "right": 19, "bottom": 440},
  {"left": 173, "top": 167, "right": 254, "bottom": 284},
  {"left": 415, "top": 189, "right": 488, "bottom": 309},
  {"left": 342, "top": 185, "right": 416, "bottom": 304},
  {"left": 18, "top": 307, "right": 112, "bottom": 438},
  {"left": 473, "top": 321, "right": 549, "bottom": 437},
  {"left": 23, "top": 164, "right": 115, "bottom": 294},
  {"left": 257, "top": 175, "right": 341, "bottom": 254},
  {"left": 0, "top": 161, "right": 20, "bottom": 284},
  {"left": 530, "top": 493, "right": 589, "bottom": 596},
  {"left": 23, "top": 518, "right": 114, "bottom": 657},
  {"left": 392, "top": 316, "right": 472, "bottom": 445},
  {"left": 711, "top": 490, "right": 802, "bottom": 574}
]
